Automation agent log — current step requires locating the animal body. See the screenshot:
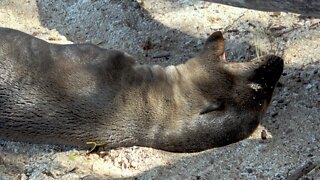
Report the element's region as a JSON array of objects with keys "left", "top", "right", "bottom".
[{"left": 0, "top": 27, "right": 283, "bottom": 152}]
